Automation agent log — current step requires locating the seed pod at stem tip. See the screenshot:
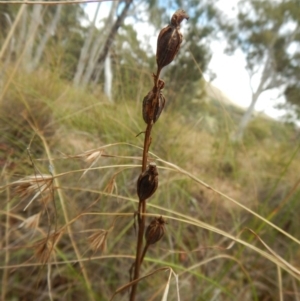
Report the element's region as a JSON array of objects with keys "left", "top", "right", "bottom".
[
  {"left": 156, "top": 9, "right": 189, "bottom": 75},
  {"left": 171, "top": 9, "right": 189, "bottom": 26},
  {"left": 145, "top": 216, "right": 166, "bottom": 245},
  {"left": 137, "top": 162, "right": 158, "bottom": 202}
]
